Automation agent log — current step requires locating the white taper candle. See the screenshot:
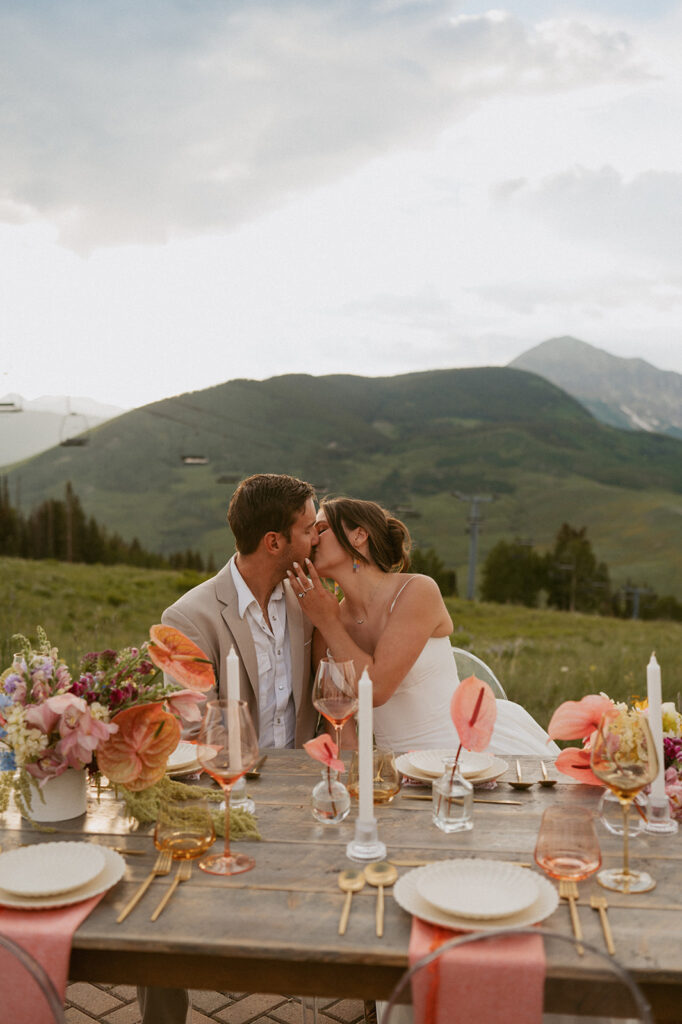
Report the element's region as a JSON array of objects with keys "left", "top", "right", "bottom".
[
  {"left": 227, "top": 647, "right": 242, "bottom": 772},
  {"left": 358, "top": 668, "right": 373, "bottom": 822},
  {"left": 647, "top": 653, "right": 666, "bottom": 800}
]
